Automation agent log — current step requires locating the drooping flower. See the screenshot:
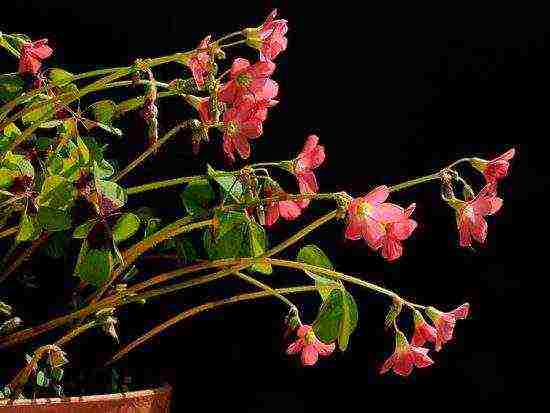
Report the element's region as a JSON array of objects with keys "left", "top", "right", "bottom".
[
  {"left": 185, "top": 95, "right": 213, "bottom": 125},
  {"left": 245, "top": 10, "right": 288, "bottom": 61},
  {"left": 411, "top": 310, "right": 438, "bottom": 347},
  {"left": 426, "top": 303, "right": 470, "bottom": 351},
  {"left": 453, "top": 183, "right": 503, "bottom": 248},
  {"left": 470, "top": 148, "right": 515, "bottom": 183},
  {"left": 291, "top": 135, "right": 325, "bottom": 208},
  {"left": 219, "top": 58, "right": 278, "bottom": 104},
  {"left": 345, "top": 186, "right": 405, "bottom": 250},
  {"left": 379, "top": 203, "right": 418, "bottom": 261},
  {"left": 222, "top": 96, "right": 263, "bottom": 161},
  {"left": 18, "top": 39, "right": 53, "bottom": 75},
  {"left": 188, "top": 35, "right": 212, "bottom": 88},
  {"left": 380, "top": 330, "right": 434, "bottom": 377},
  {"left": 263, "top": 183, "right": 302, "bottom": 227},
  {"left": 286, "top": 324, "right": 336, "bottom": 366}
]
